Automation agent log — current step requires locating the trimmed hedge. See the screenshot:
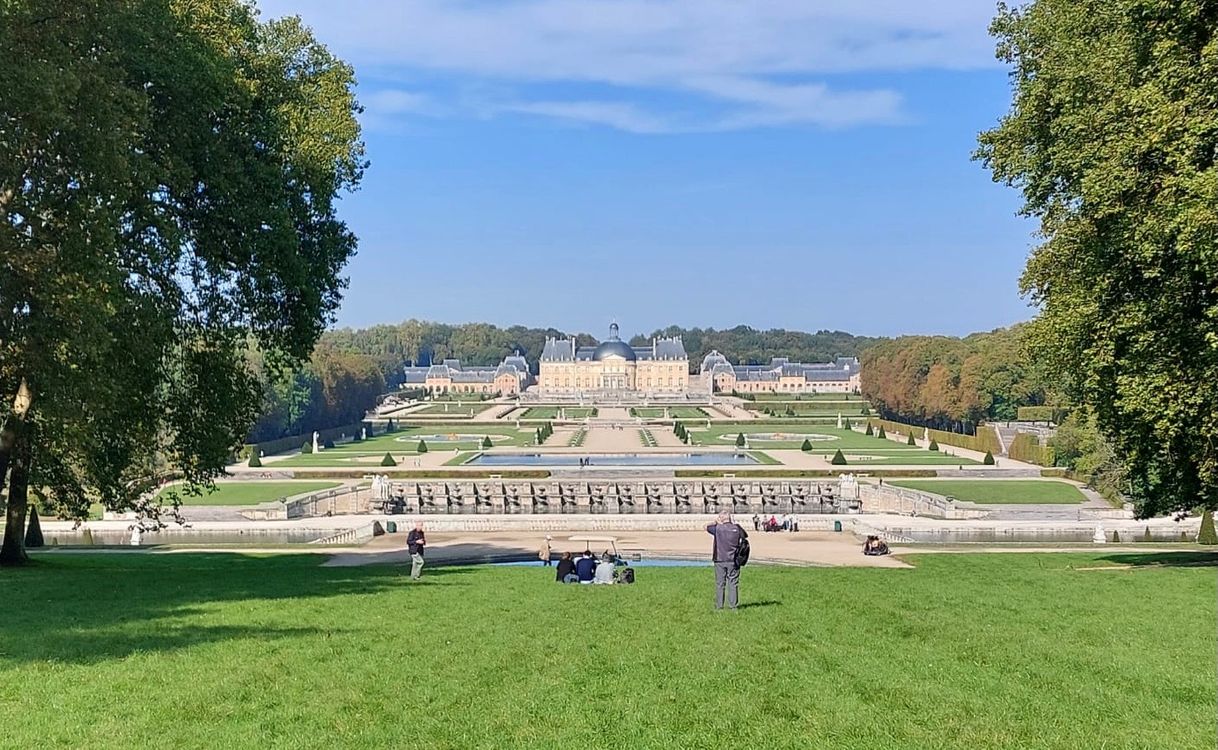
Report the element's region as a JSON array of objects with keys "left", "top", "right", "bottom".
[
  {"left": 1009, "top": 432, "right": 1055, "bottom": 466},
  {"left": 1016, "top": 405, "right": 1071, "bottom": 423},
  {"left": 25, "top": 509, "right": 44, "bottom": 548},
  {"left": 928, "top": 439, "right": 939, "bottom": 451},
  {"left": 244, "top": 421, "right": 367, "bottom": 459},
  {"left": 830, "top": 449, "right": 847, "bottom": 465},
  {"left": 982, "top": 451, "right": 995, "bottom": 465},
  {"left": 1199, "top": 509, "right": 1217, "bottom": 545},
  {"left": 674, "top": 469, "right": 938, "bottom": 479},
  {"left": 800, "top": 438, "right": 813, "bottom": 452},
  {"left": 873, "top": 418, "right": 1002, "bottom": 456},
  {"left": 381, "top": 452, "right": 397, "bottom": 467},
  {"left": 295, "top": 469, "right": 552, "bottom": 479}
]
